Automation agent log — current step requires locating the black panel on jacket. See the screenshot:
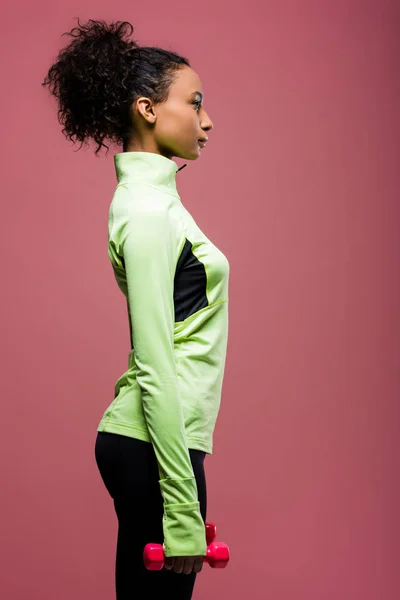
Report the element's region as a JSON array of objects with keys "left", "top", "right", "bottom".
[{"left": 174, "top": 238, "right": 208, "bottom": 323}]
